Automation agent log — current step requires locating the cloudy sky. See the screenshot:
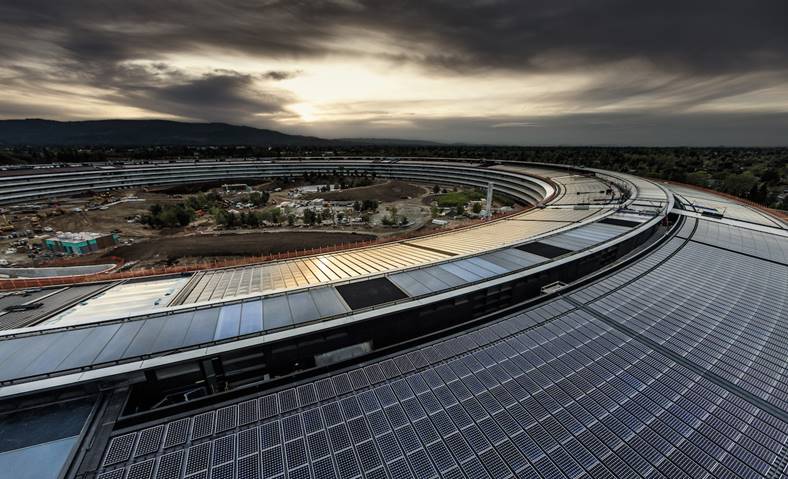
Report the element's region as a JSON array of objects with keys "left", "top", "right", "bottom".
[{"left": 1, "top": 0, "right": 787, "bottom": 145}]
